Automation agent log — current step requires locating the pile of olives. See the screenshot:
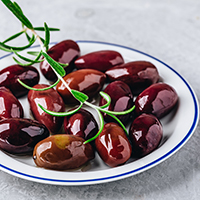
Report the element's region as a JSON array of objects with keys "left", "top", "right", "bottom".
[{"left": 0, "top": 40, "right": 178, "bottom": 170}]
